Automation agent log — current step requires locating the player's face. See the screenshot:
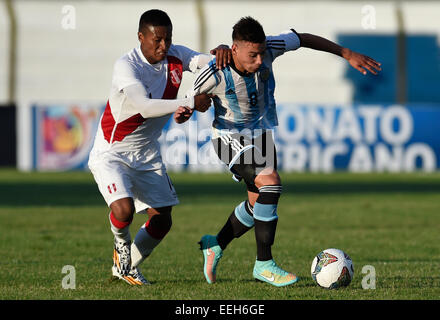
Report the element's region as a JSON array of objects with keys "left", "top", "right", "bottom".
[
  {"left": 232, "top": 41, "right": 266, "bottom": 74},
  {"left": 138, "top": 25, "right": 172, "bottom": 64}
]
